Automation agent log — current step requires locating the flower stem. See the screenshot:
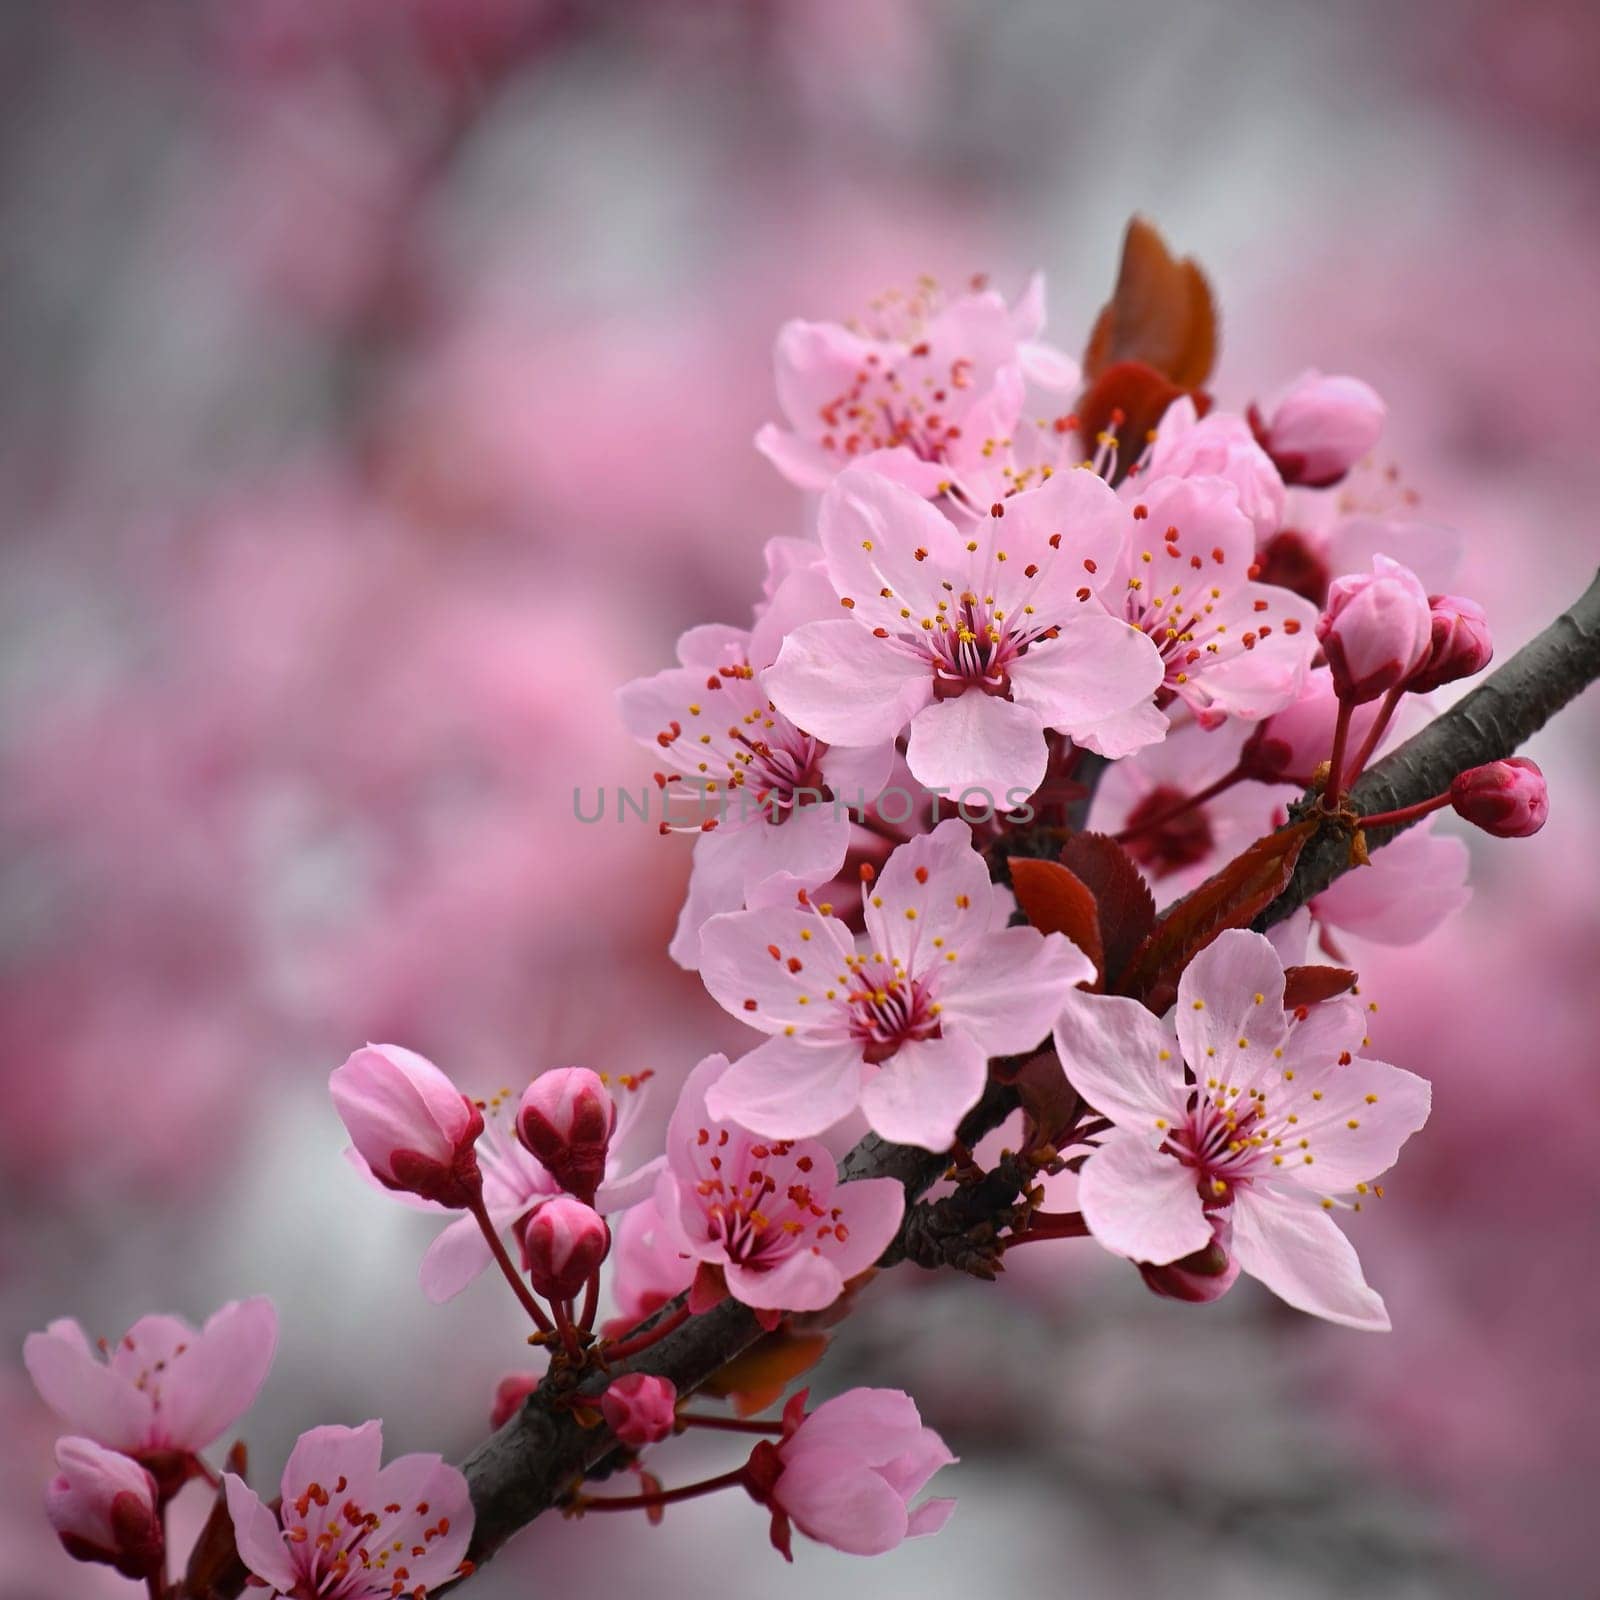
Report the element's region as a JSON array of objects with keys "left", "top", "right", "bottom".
[
  {"left": 601, "top": 1302, "right": 691, "bottom": 1363},
  {"left": 1323, "top": 698, "right": 1355, "bottom": 811},
  {"left": 1358, "top": 791, "right": 1451, "bottom": 831},
  {"left": 1346, "top": 684, "right": 1405, "bottom": 782},
  {"left": 575, "top": 1467, "right": 750, "bottom": 1513},
  {"left": 578, "top": 1271, "right": 601, "bottom": 1334},
  {"left": 467, "top": 1196, "right": 556, "bottom": 1335},
  {"left": 1113, "top": 763, "right": 1247, "bottom": 842},
  {"left": 1005, "top": 1210, "right": 1091, "bottom": 1249},
  {"left": 553, "top": 1298, "right": 584, "bottom": 1364},
  {"left": 676, "top": 1413, "right": 784, "bottom": 1436}
]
